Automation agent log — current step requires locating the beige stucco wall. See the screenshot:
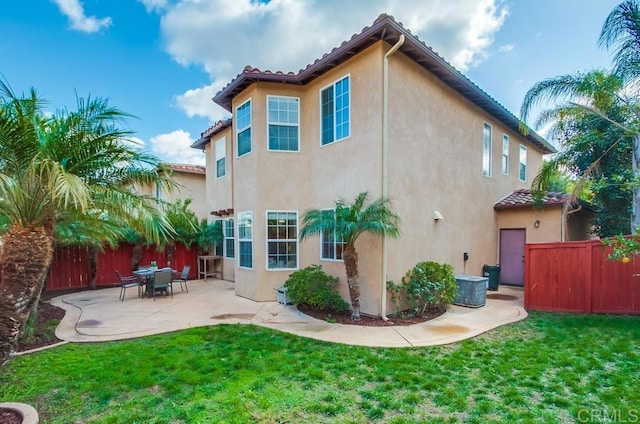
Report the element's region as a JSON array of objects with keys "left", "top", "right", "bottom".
[
  {"left": 204, "top": 126, "right": 235, "bottom": 282},
  {"left": 384, "top": 49, "right": 544, "bottom": 300},
  {"left": 209, "top": 40, "right": 550, "bottom": 315},
  {"left": 496, "top": 208, "right": 563, "bottom": 243},
  {"left": 228, "top": 43, "right": 385, "bottom": 307},
  {"left": 165, "top": 172, "right": 208, "bottom": 219}
]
